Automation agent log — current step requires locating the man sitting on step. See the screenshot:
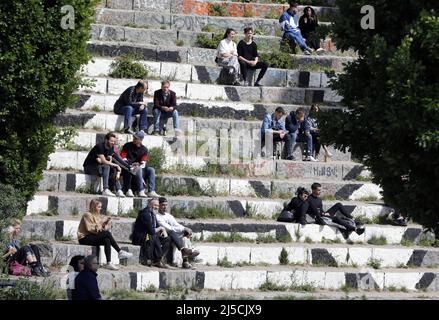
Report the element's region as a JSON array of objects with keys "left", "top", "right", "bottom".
[
  {"left": 83, "top": 132, "right": 124, "bottom": 197},
  {"left": 286, "top": 107, "right": 317, "bottom": 162},
  {"left": 260, "top": 106, "right": 293, "bottom": 160},
  {"left": 113, "top": 80, "right": 149, "bottom": 135},
  {"left": 153, "top": 80, "right": 180, "bottom": 136},
  {"left": 118, "top": 130, "right": 160, "bottom": 198},
  {"left": 307, "top": 182, "right": 365, "bottom": 240},
  {"left": 156, "top": 197, "right": 200, "bottom": 269}
]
